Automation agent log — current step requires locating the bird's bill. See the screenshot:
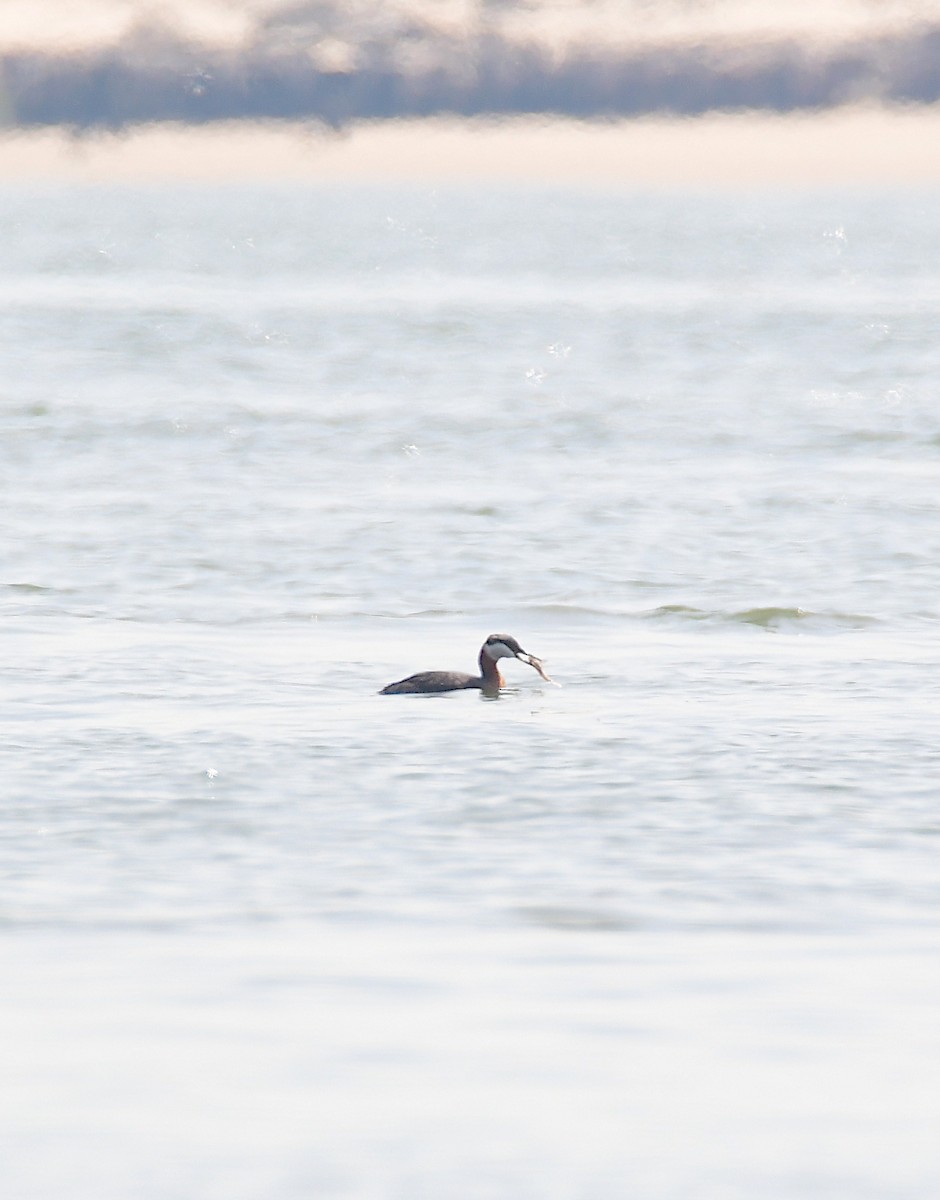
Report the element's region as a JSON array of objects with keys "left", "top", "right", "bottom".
[{"left": 517, "top": 651, "right": 557, "bottom": 684}]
